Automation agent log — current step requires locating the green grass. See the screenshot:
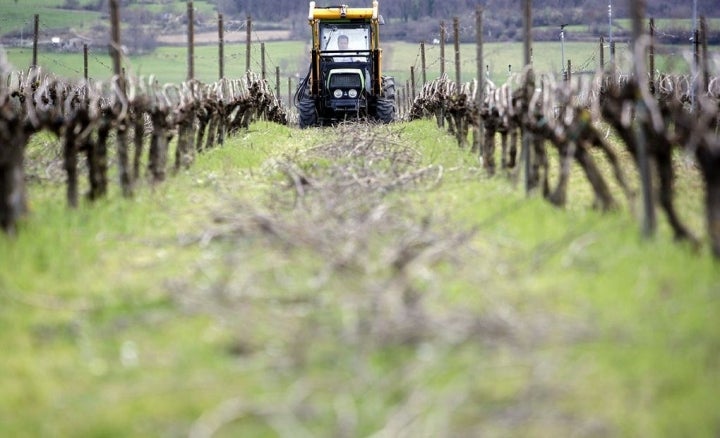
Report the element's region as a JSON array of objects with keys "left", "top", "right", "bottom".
[
  {"left": 1, "top": 119, "right": 719, "bottom": 436},
  {"left": 0, "top": 0, "right": 101, "bottom": 35},
  {"left": 132, "top": 0, "right": 216, "bottom": 16},
  {"left": 0, "top": 0, "right": 219, "bottom": 35},
  {"left": 2, "top": 42, "right": 309, "bottom": 87}
]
